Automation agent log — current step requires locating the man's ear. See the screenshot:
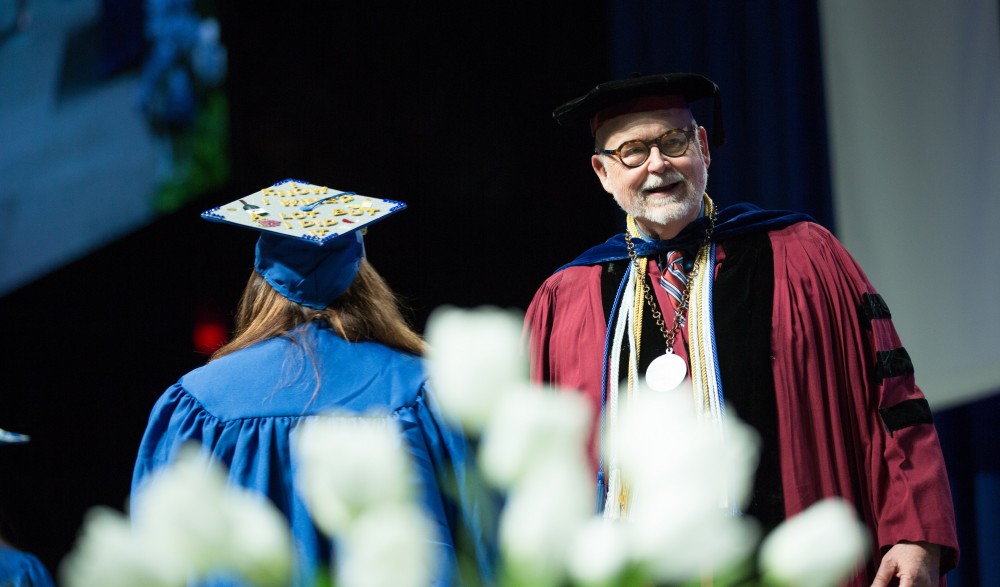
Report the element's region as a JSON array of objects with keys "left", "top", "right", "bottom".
[
  {"left": 698, "top": 125, "right": 711, "bottom": 169},
  {"left": 591, "top": 154, "right": 614, "bottom": 194}
]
